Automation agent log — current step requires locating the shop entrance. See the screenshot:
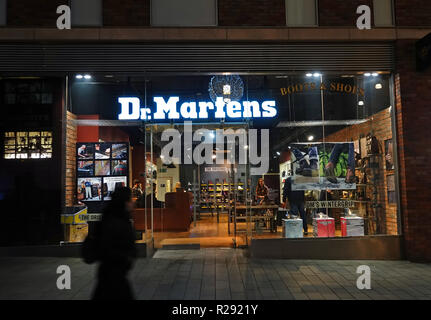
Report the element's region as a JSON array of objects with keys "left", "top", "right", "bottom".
[{"left": 135, "top": 122, "right": 256, "bottom": 249}]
